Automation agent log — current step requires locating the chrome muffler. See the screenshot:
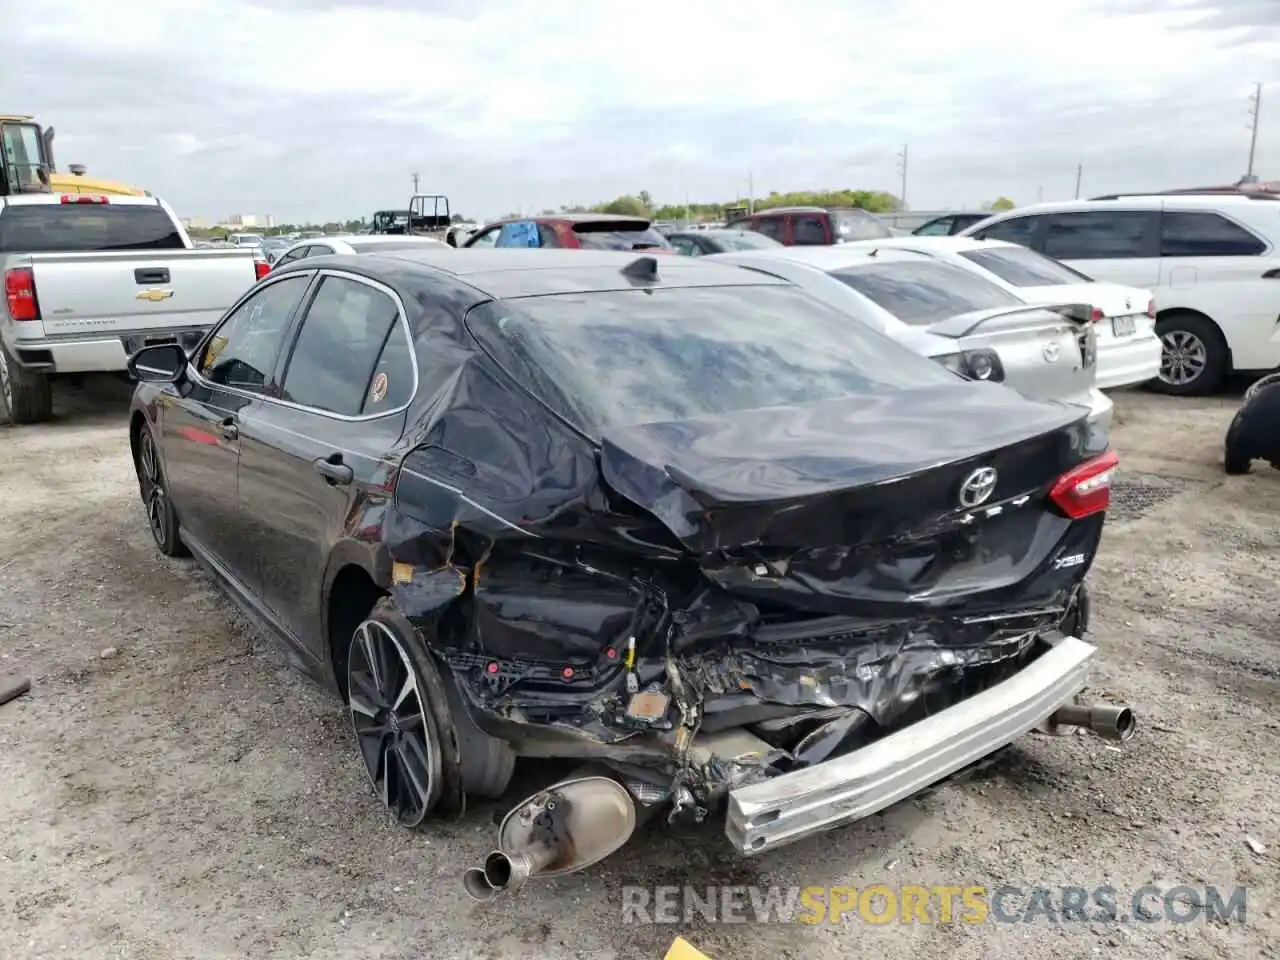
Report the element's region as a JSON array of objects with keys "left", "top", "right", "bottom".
[
  {"left": 463, "top": 769, "right": 641, "bottom": 902},
  {"left": 1044, "top": 702, "right": 1137, "bottom": 741}
]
